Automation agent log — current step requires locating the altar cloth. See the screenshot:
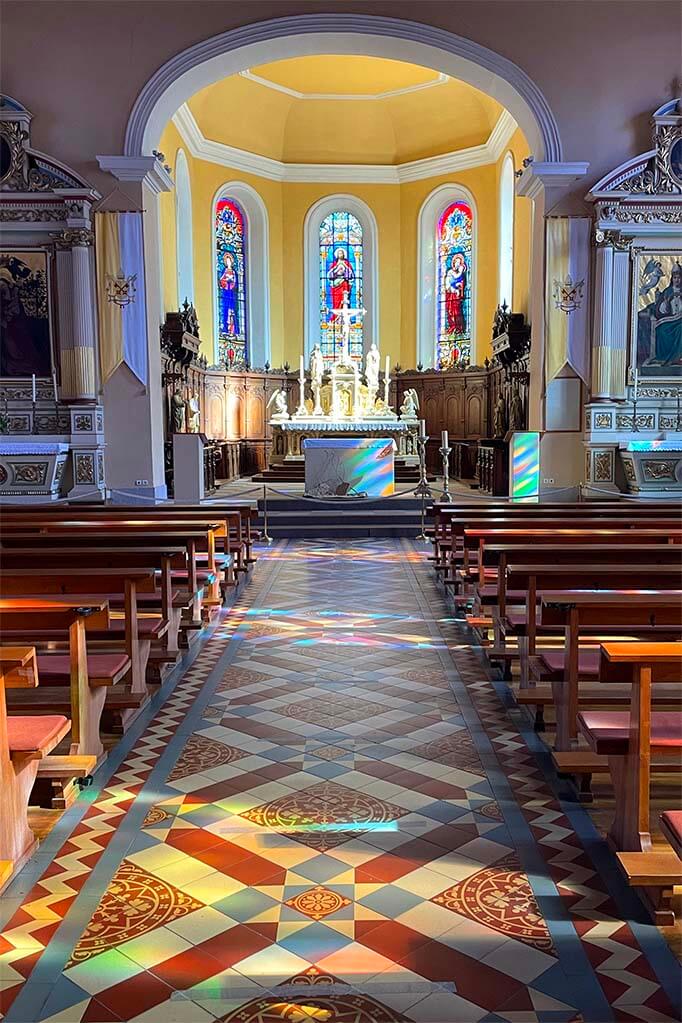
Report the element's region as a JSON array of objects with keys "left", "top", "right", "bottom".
[{"left": 303, "top": 437, "right": 395, "bottom": 498}]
